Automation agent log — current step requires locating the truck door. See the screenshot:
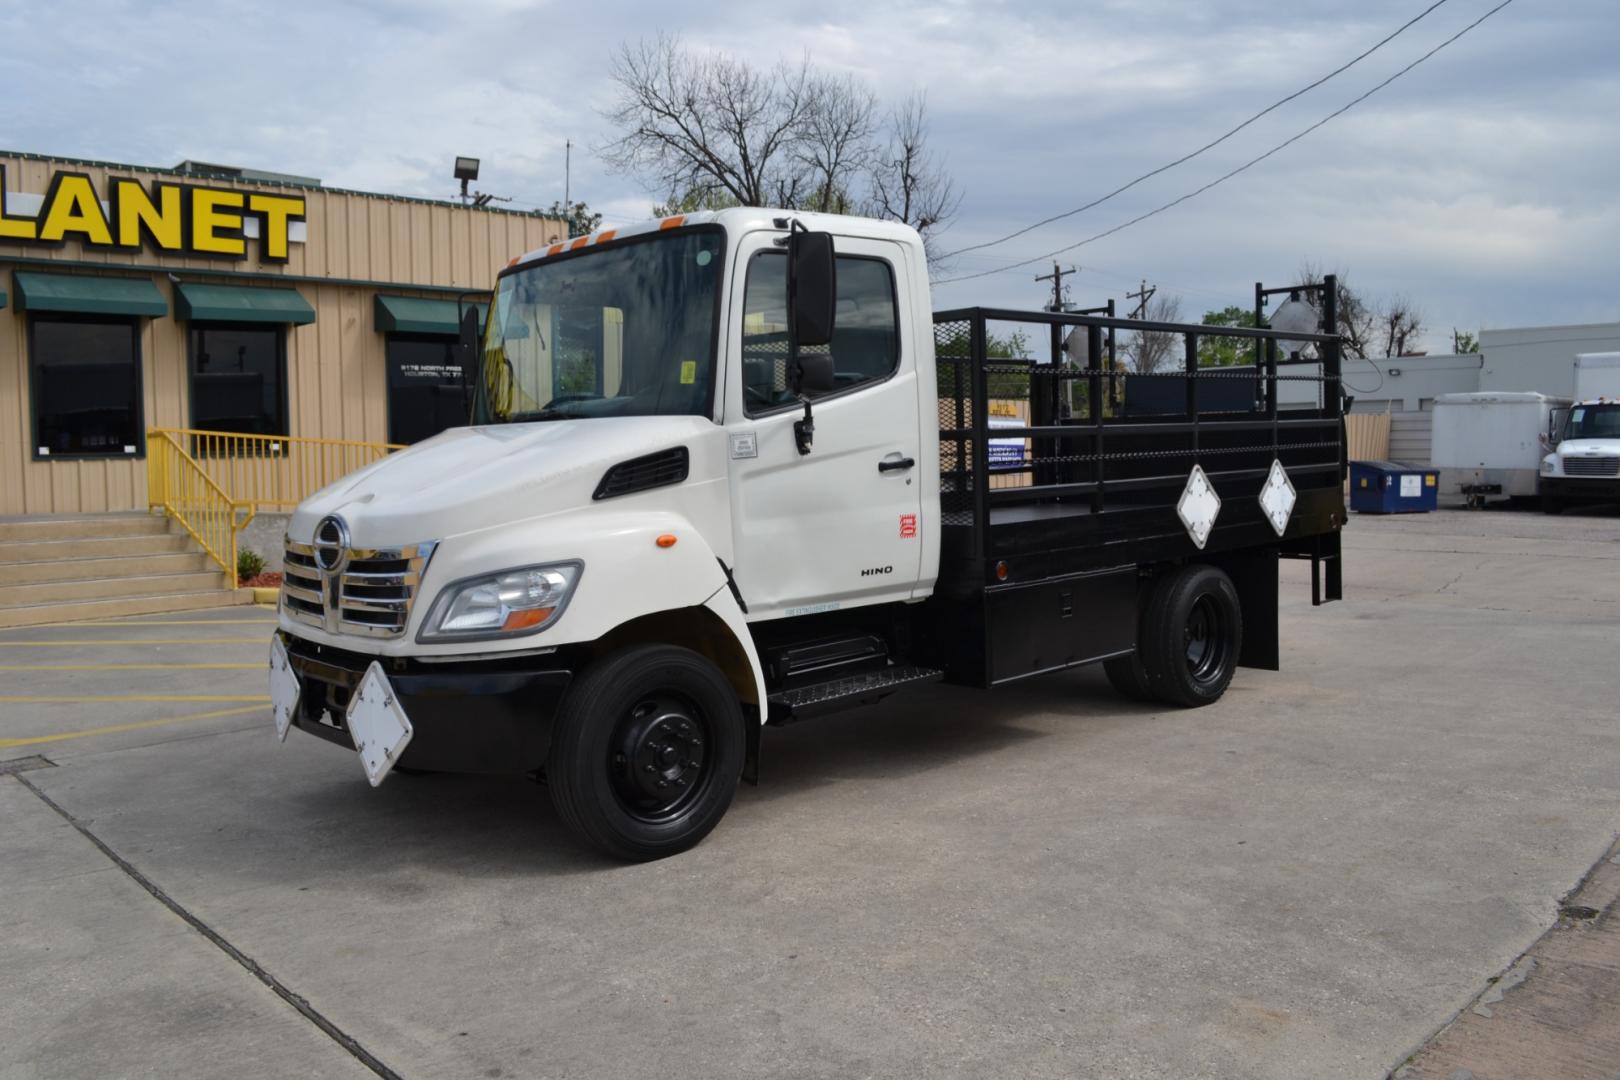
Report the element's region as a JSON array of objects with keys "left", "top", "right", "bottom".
[{"left": 724, "top": 234, "right": 923, "bottom": 621}]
